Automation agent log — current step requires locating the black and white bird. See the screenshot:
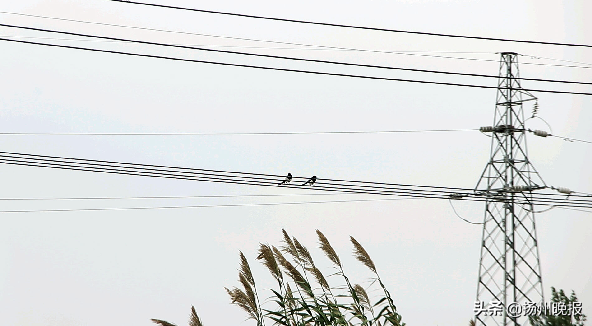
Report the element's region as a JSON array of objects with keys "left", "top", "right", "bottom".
[
  {"left": 302, "top": 175, "right": 317, "bottom": 186},
  {"left": 278, "top": 173, "right": 292, "bottom": 186}
]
